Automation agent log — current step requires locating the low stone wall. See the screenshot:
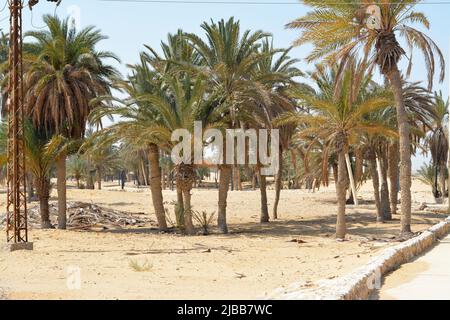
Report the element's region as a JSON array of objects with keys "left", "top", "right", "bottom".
[{"left": 268, "top": 216, "right": 450, "bottom": 300}]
